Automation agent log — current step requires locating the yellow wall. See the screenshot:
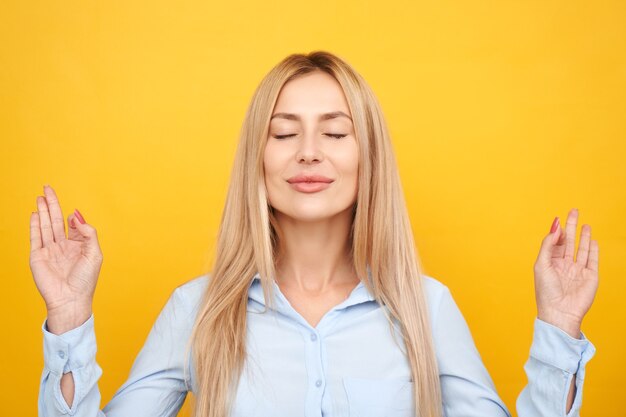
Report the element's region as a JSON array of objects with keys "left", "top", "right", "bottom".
[{"left": 1, "top": 1, "right": 624, "bottom": 416}]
